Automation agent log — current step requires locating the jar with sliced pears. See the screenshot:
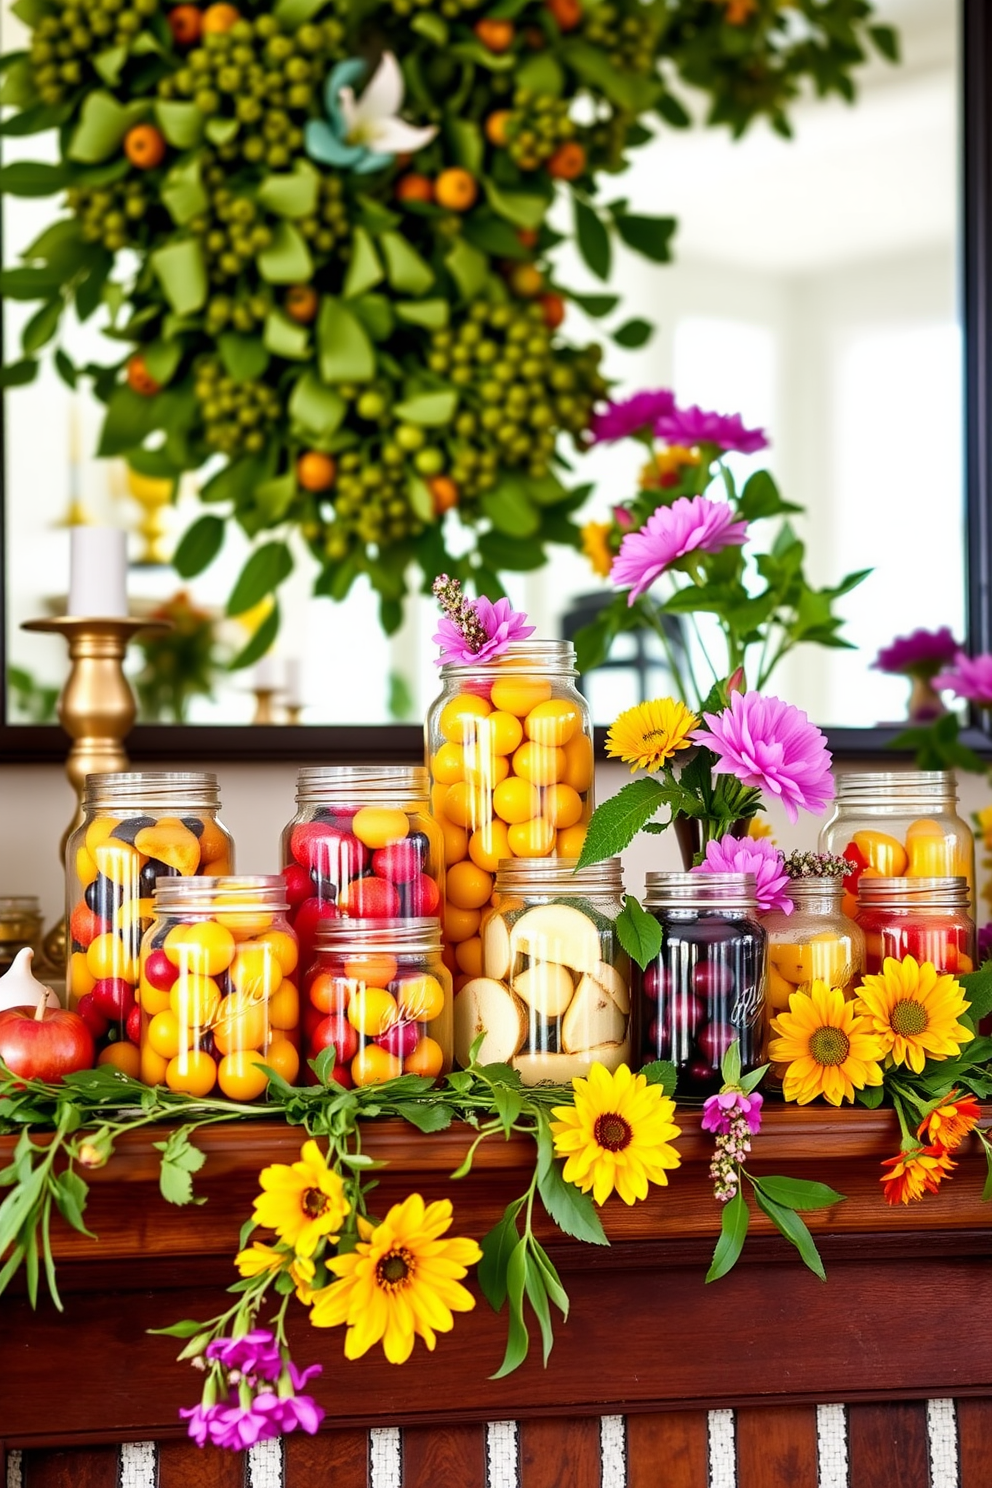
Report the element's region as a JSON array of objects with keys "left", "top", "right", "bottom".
[{"left": 760, "top": 853, "right": 866, "bottom": 1091}]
